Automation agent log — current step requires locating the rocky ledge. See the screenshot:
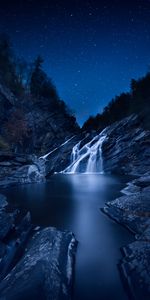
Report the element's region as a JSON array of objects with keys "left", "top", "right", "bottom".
[
  {"left": 0, "top": 152, "right": 46, "bottom": 188},
  {"left": 103, "top": 174, "right": 150, "bottom": 300},
  {"left": 0, "top": 193, "right": 77, "bottom": 300},
  {"left": 103, "top": 114, "right": 150, "bottom": 176}
]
